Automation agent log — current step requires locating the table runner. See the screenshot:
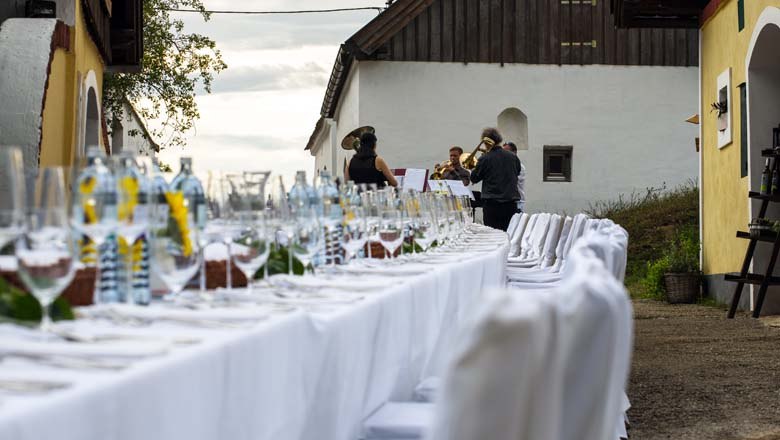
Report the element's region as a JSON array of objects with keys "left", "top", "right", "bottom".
[{"left": 0, "top": 231, "right": 508, "bottom": 440}]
